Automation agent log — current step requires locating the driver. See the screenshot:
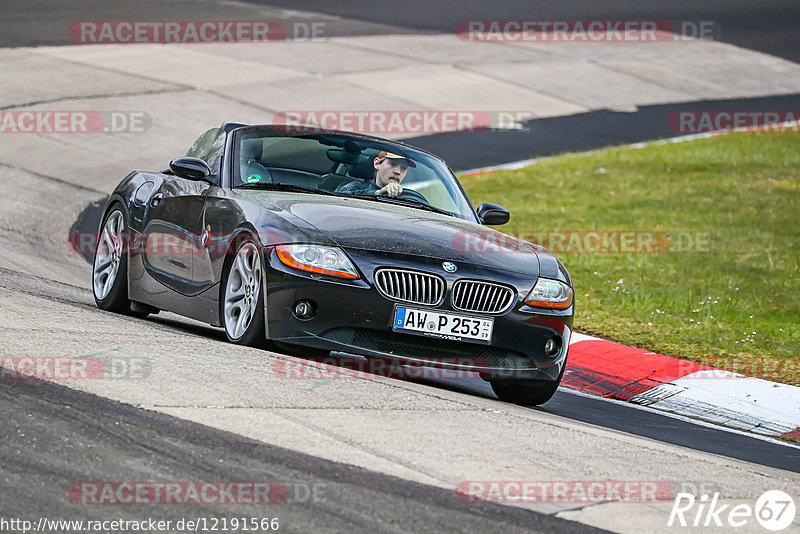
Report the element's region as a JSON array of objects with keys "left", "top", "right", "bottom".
[{"left": 336, "top": 151, "right": 415, "bottom": 197}]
